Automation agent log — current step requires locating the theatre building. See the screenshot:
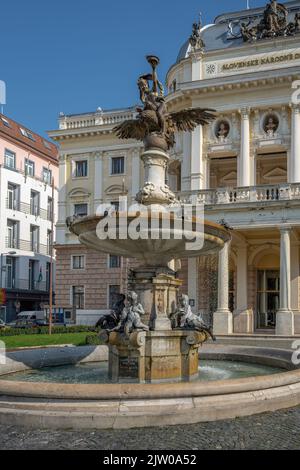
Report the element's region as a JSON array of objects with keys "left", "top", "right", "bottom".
[{"left": 49, "top": 0, "right": 300, "bottom": 336}]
